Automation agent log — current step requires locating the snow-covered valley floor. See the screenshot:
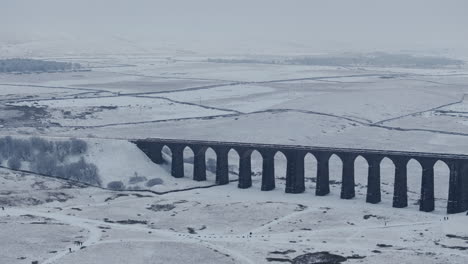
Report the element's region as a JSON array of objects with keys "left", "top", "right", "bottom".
[
  {"left": 1, "top": 54, "right": 468, "bottom": 263},
  {"left": 1, "top": 168, "right": 468, "bottom": 264}
]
